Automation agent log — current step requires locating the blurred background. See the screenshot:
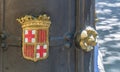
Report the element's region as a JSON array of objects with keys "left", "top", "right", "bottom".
[{"left": 96, "top": 0, "right": 120, "bottom": 72}]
